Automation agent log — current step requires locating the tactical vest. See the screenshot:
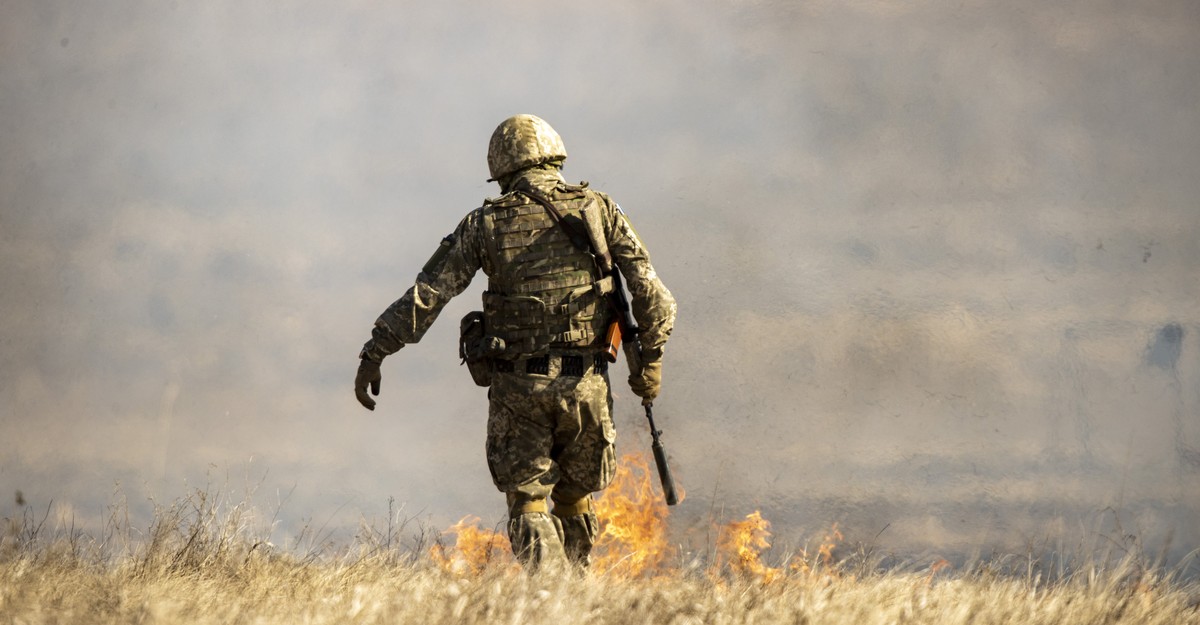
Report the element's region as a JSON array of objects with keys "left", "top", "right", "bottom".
[{"left": 479, "top": 182, "right": 612, "bottom": 357}]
